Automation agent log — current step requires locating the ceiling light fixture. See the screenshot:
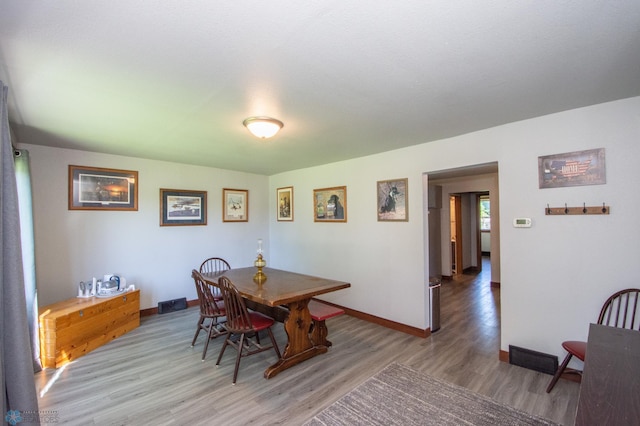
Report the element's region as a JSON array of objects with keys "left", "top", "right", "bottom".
[{"left": 243, "top": 116, "right": 283, "bottom": 139}]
